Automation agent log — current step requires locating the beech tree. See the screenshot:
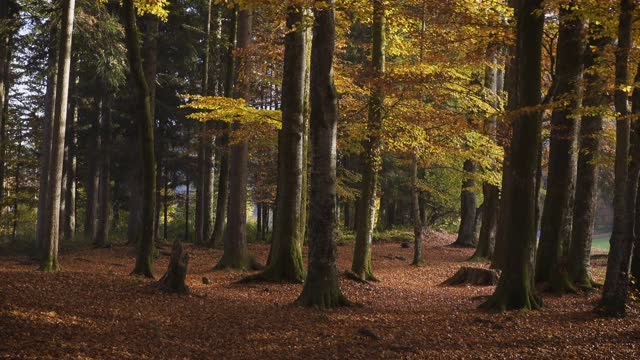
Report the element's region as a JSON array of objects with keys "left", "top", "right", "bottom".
[
  {"left": 296, "top": 0, "right": 349, "bottom": 308},
  {"left": 481, "top": 0, "right": 544, "bottom": 311}
]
